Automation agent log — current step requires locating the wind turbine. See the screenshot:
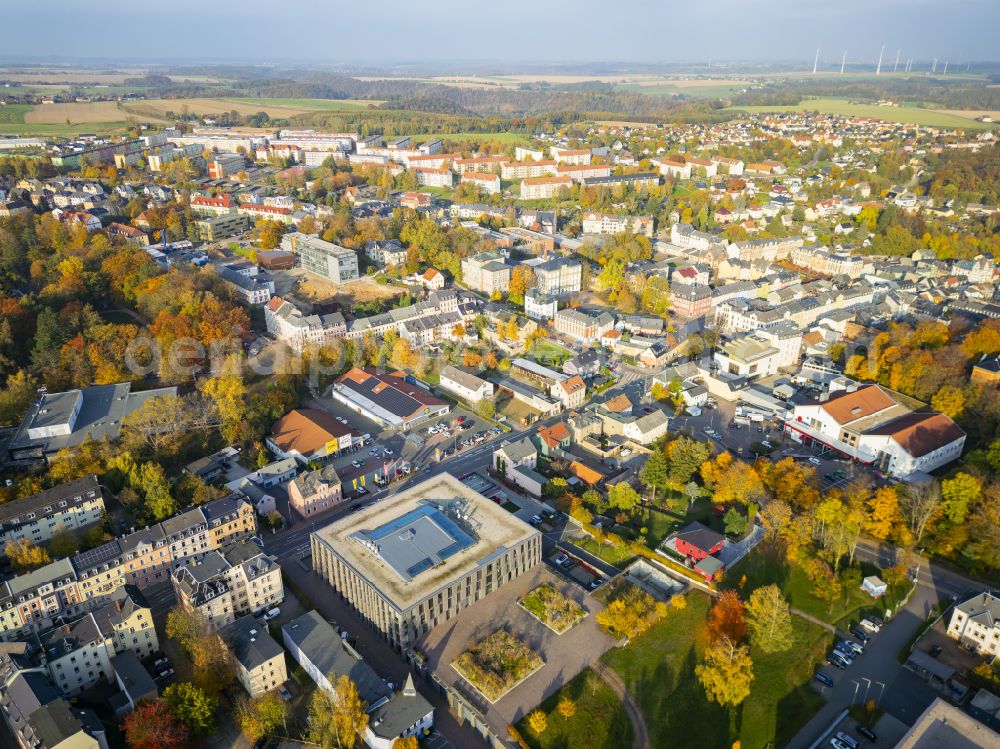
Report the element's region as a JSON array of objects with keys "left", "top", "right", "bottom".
[
  {"left": 893, "top": 50, "right": 900, "bottom": 73},
  {"left": 932, "top": 58, "right": 938, "bottom": 73},
  {"left": 813, "top": 48, "right": 820, "bottom": 75},
  {"left": 943, "top": 60, "right": 949, "bottom": 75},
  {"left": 841, "top": 51, "right": 847, "bottom": 75},
  {"left": 876, "top": 45, "right": 885, "bottom": 75}
]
